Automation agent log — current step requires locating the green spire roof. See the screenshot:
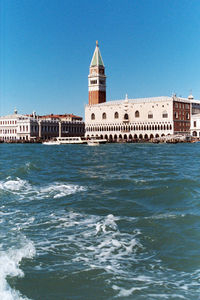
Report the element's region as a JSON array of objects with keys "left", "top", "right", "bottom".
[{"left": 90, "top": 41, "right": 104, "bottom": 67}]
